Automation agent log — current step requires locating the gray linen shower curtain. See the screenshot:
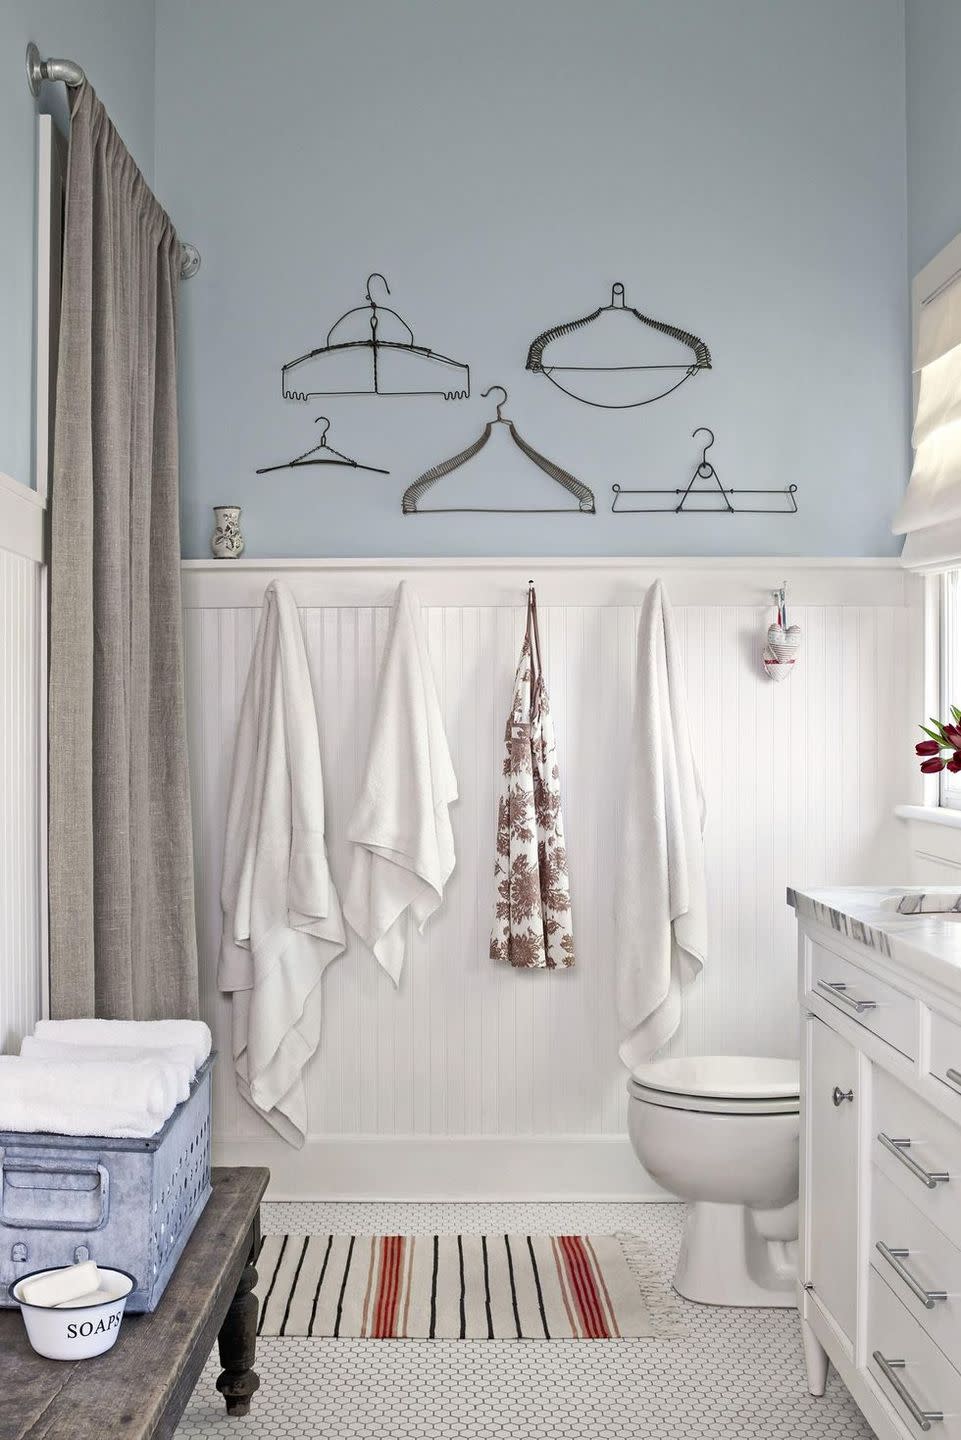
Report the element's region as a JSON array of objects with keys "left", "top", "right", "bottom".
[{"left": 48, "top": 82, "right": 199, "bottom": 1020}]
